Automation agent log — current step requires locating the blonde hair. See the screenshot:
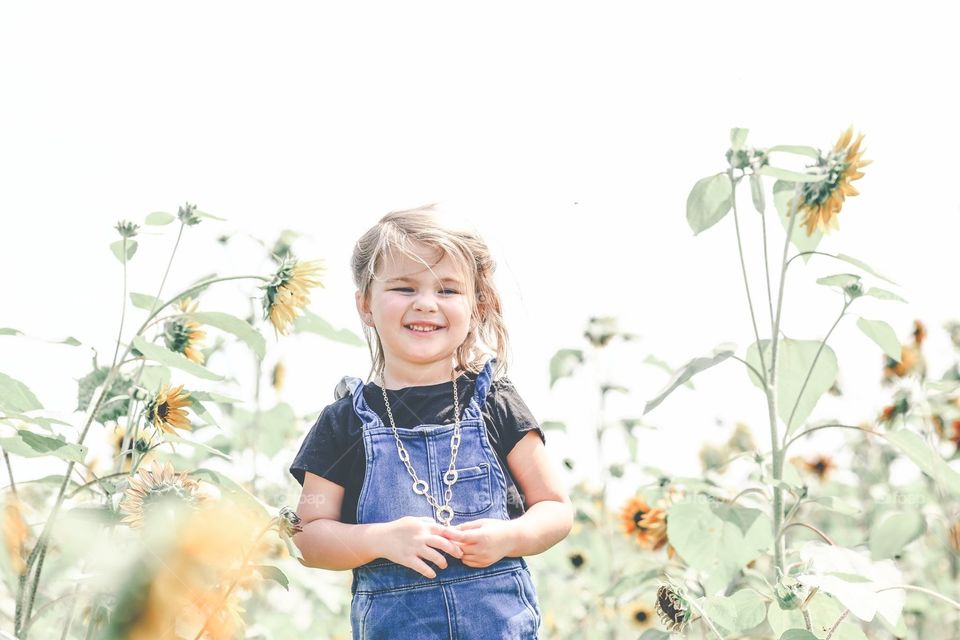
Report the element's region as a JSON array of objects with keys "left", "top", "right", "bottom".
[{"left": 351, "top": 203, "right": 511, "bottom": 383}]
